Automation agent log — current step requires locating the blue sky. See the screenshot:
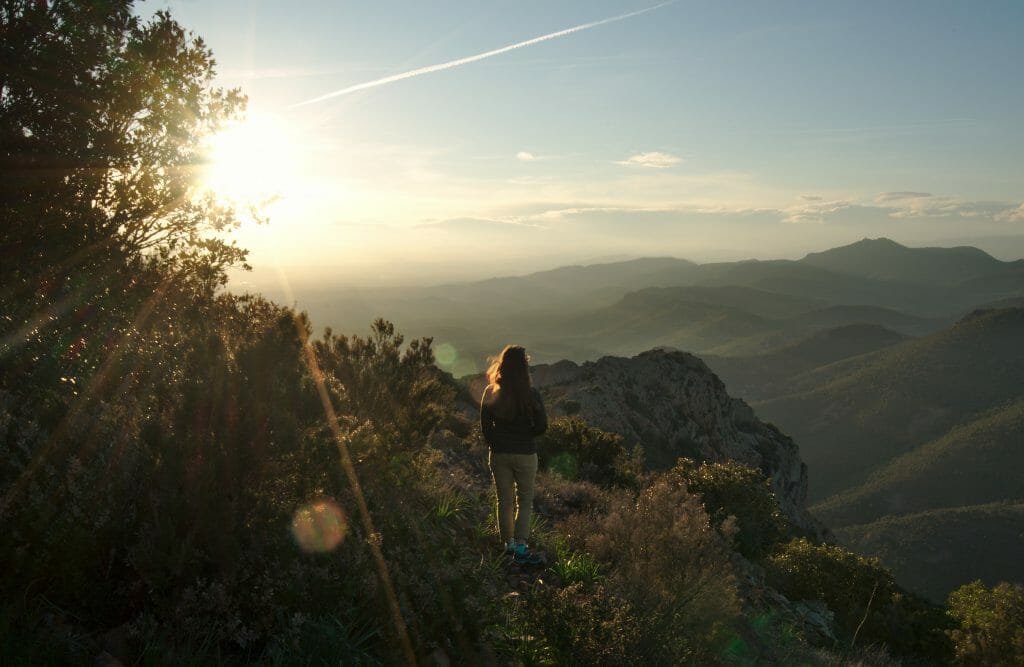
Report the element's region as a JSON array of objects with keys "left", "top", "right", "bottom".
[{"left": 141, "top": 1, "right": 1024, "bottom": 285}]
